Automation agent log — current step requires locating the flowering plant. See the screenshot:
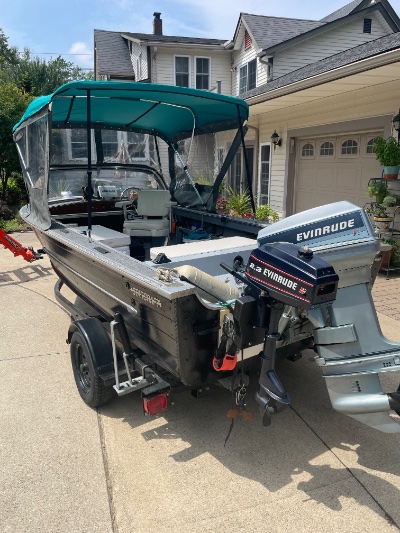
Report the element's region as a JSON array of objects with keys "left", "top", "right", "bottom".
[{"left": 216, "top": 196, "right": 228, "bottom": 212}]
